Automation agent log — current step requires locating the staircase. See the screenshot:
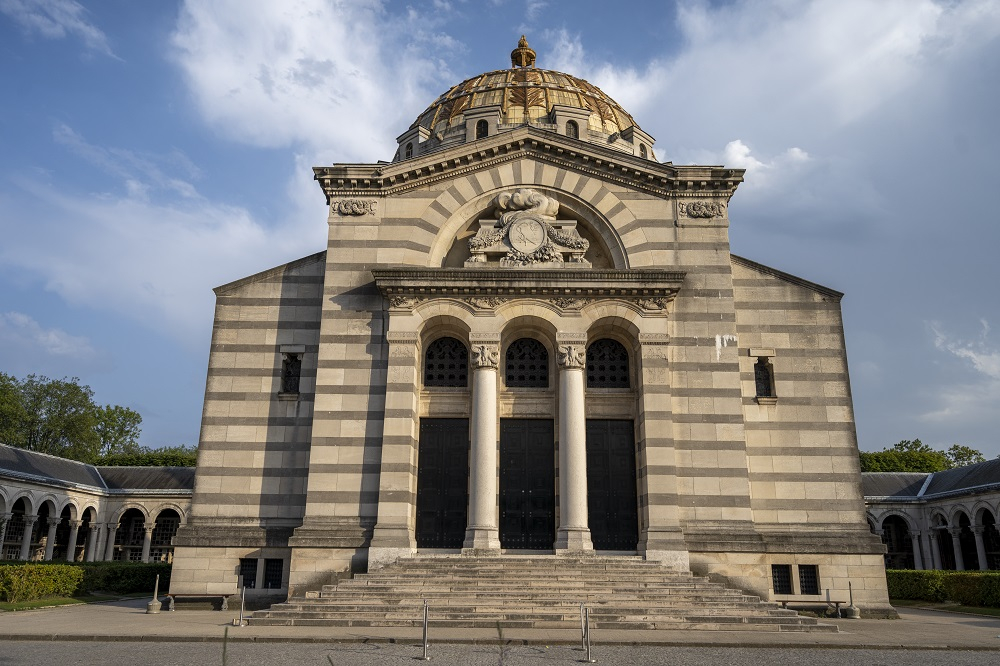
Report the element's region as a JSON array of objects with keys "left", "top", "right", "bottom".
[{"left": 251, "top": 555, "right": 837, "bottom": 632}]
